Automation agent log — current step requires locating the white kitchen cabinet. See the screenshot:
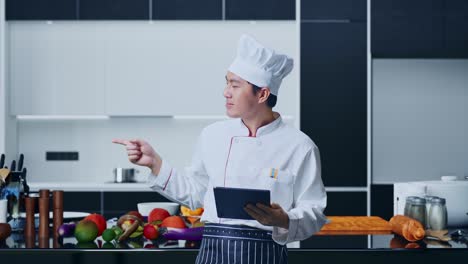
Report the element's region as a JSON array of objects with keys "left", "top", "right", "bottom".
[
  {"left": 10, "top": 23, "right": 106, "bottom": 115},
  {"left": 104, "top": 23, "right": 298, "bottom": 116},
  {"left": 104, "top": 23, "right": 228, "bottom": 116},
  {"left": 9, "top": 22, "right": 297, "bottom": 116}
]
